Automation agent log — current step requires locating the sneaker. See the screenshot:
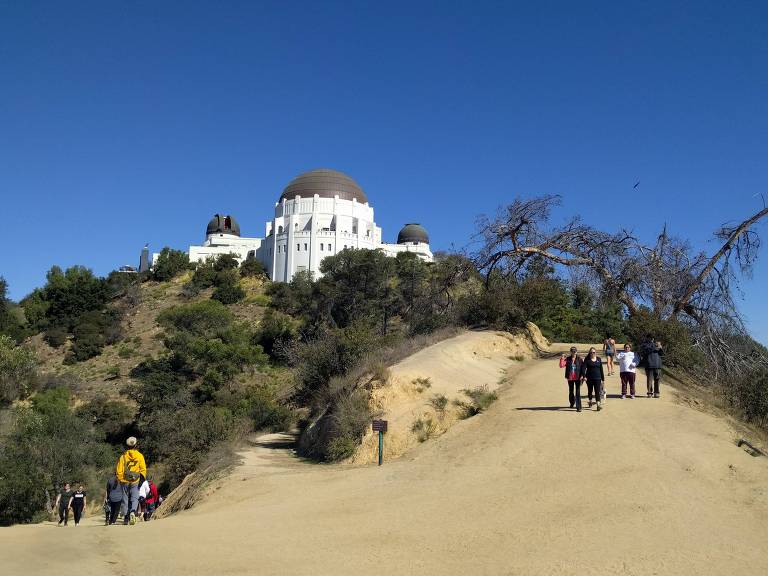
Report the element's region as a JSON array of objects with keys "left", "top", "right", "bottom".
[
  {"left": 597, "top": 402, "right": 602, "bottom": 411},
  {"left": 620, "top": 394, "right": 625, "bottom": 399},
  {"left": 654, "top": 393, "right": 660, "bottom": 398},
  {"left": 629, "top": 395, "right": 635, "bottom": 399},
  {"left": 577, "top": 408, "right": 582, "bottom": 412},
  {"left": 129, "top": 512, "right": 136, "bottom": 525},
  {"left": 588, "top": 400, "right": 593, "bottom": 407}
]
